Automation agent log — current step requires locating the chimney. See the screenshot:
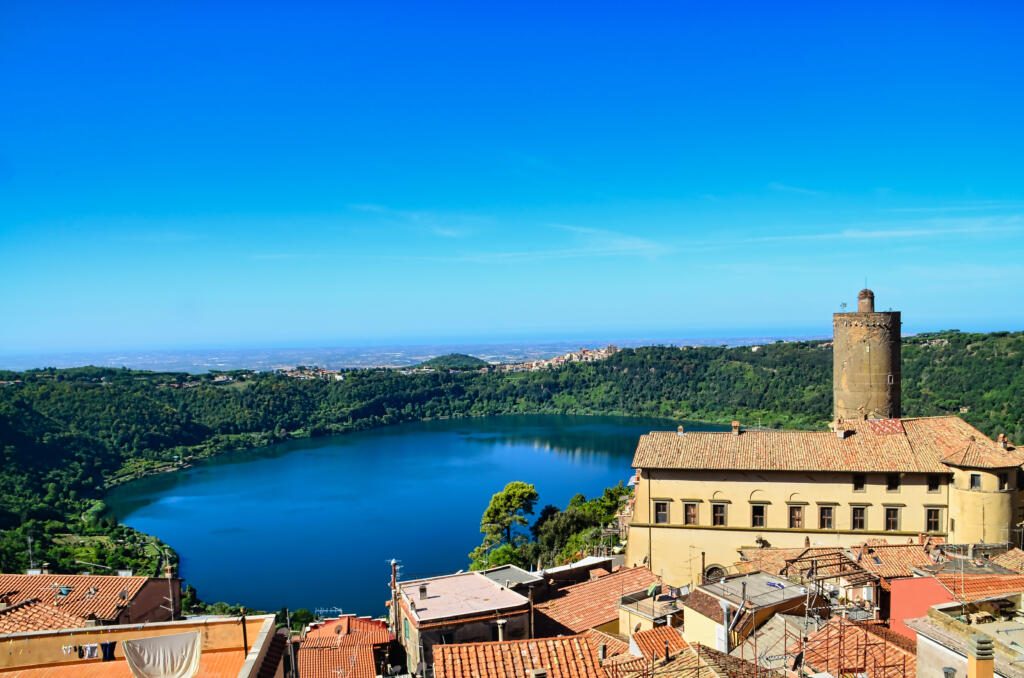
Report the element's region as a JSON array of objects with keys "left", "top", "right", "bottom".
[
  {"left": 664, "top": 639, "right": 670, "bottom": 662},
  {"left": 858, "top": 288, "right": 875, "bottom": 313},
  {"left": 731, "top": 421, "right": 741, "bottom": 436},
  {"left": 418, "top": 584, "right": 428, "bottom": 600},
  {"left": 997, "top": 434, "right": 1008, "bottom": 450},
  {"left": 598, "top": 644, "right": 607, "bottom": 661},
  {"left": 677, "top": 425, "right": 685, "bottom": 436},
  {"left": 968, "top": 634, "right": 994, "bottom": 678}
]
